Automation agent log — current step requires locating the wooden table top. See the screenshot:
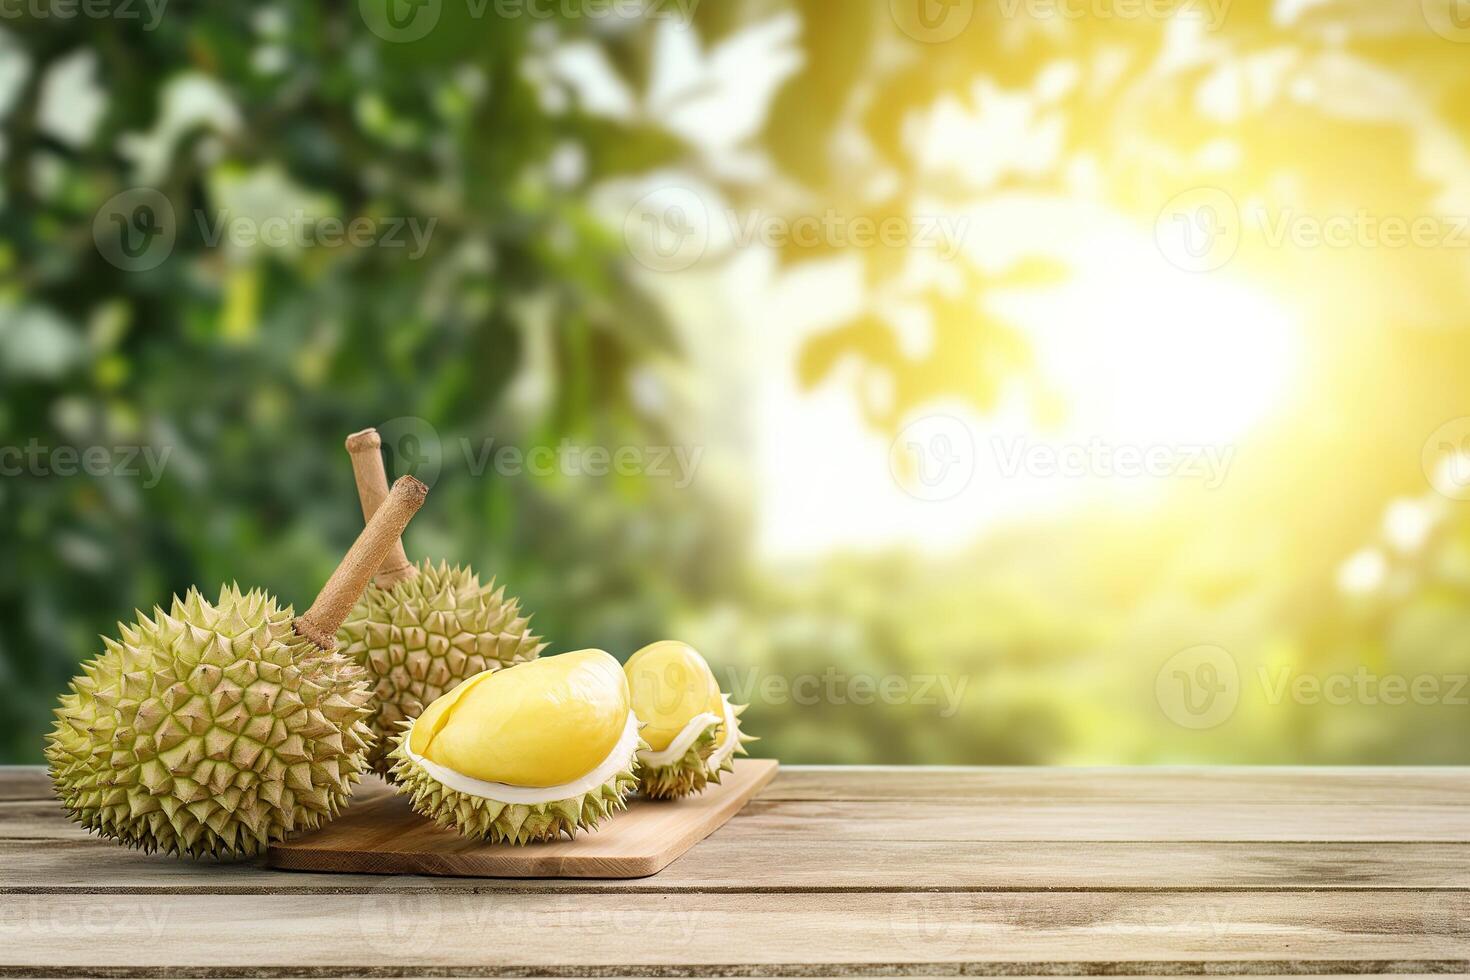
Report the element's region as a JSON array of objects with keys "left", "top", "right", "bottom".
[{"left": 3, "top": 764, "right": 1467, "bottom": 977}]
